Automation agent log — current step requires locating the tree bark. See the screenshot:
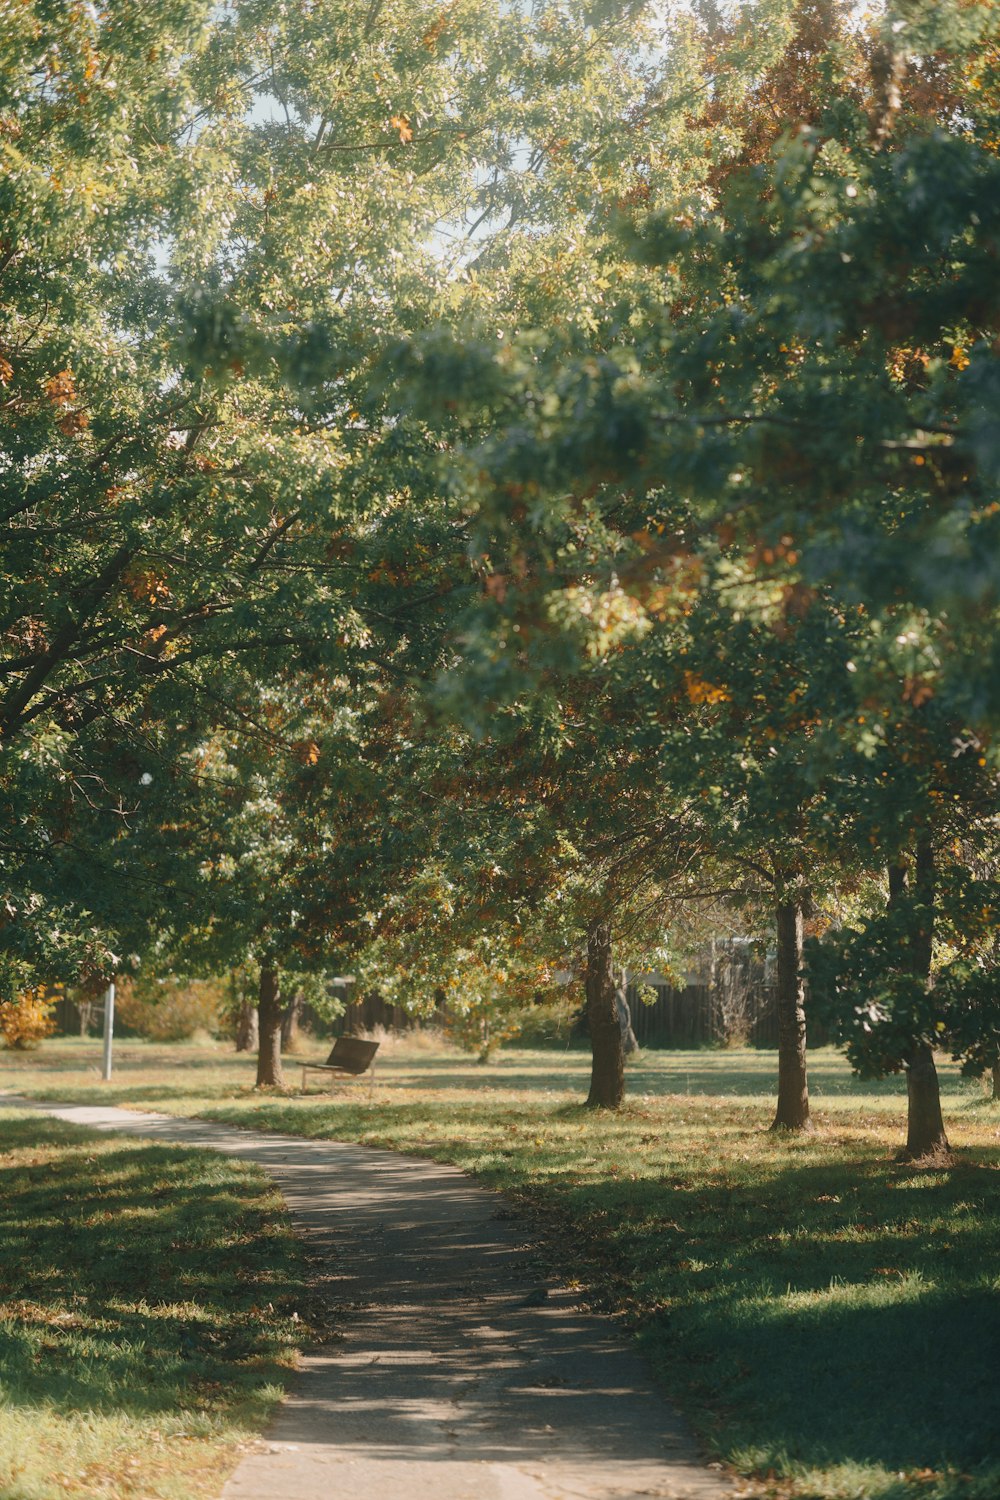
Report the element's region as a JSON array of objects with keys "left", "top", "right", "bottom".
[
  {"left": 901, "top": 837, "right": 950, "bottom": 1159},
  {"left": 904, "top": 1040, "right": 949, "bottom": 1158},
  {"left": 913, "top": 834, "right": 935, "bottom": 978},
  {"left": 256, "top": 964, "right": 284, "bottom": 1087},
  {"left": 888, "top": 859, "right": 907, "bottom": 903},
  {"left": 235, "top": 999, "right": 258, "bottom": 1053},
  {"left": 281, "top": 988, "right": 303, "bottom": 1053},
  {"left": 614, "top": 966, "right": 638, "bottom": 1056},
  {"left": 771, "top": 895, "right": 812, "bottom": 1130},
  {"left": 585, "top": 919, "right": 625, "bottom": 1108}
]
